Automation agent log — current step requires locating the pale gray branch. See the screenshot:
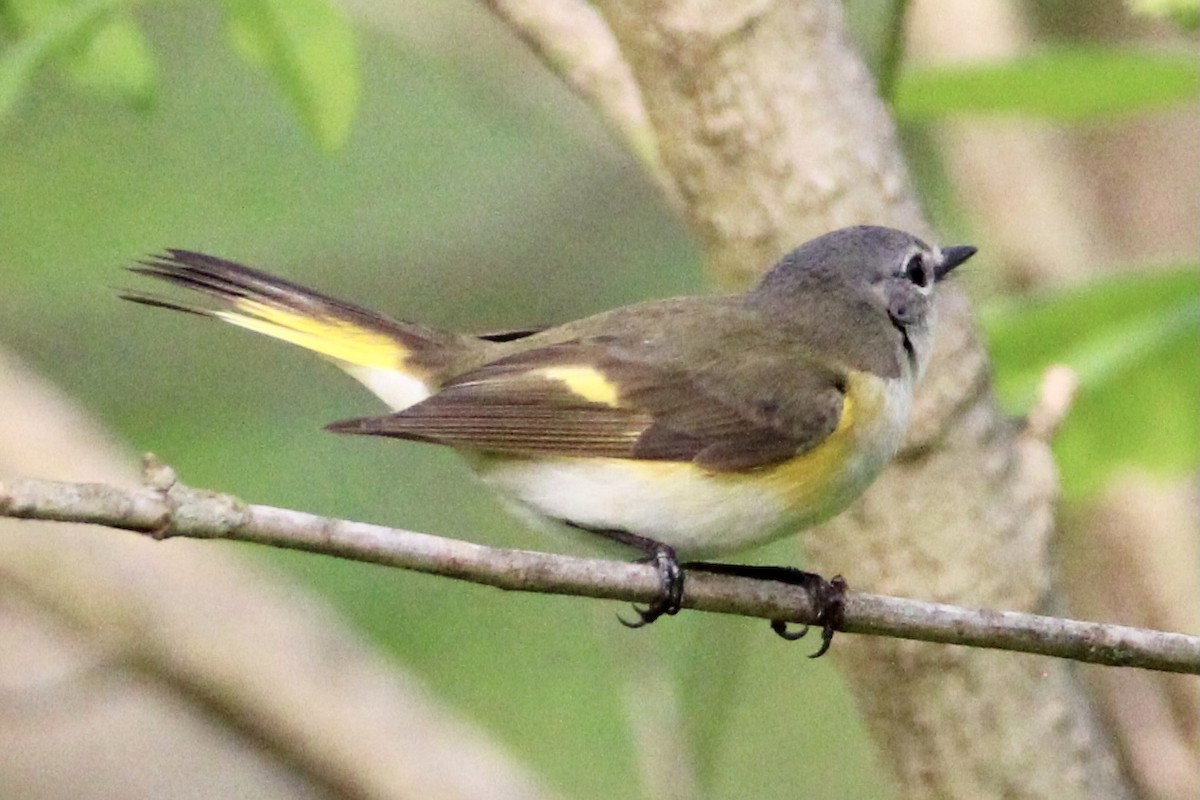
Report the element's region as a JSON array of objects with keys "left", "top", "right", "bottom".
[
  {"left": 3, "top": 469, "right": 1197, "bottom": 675},
  {"left": 477, "top": 0, "right": 681, "bottom": 206}
]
